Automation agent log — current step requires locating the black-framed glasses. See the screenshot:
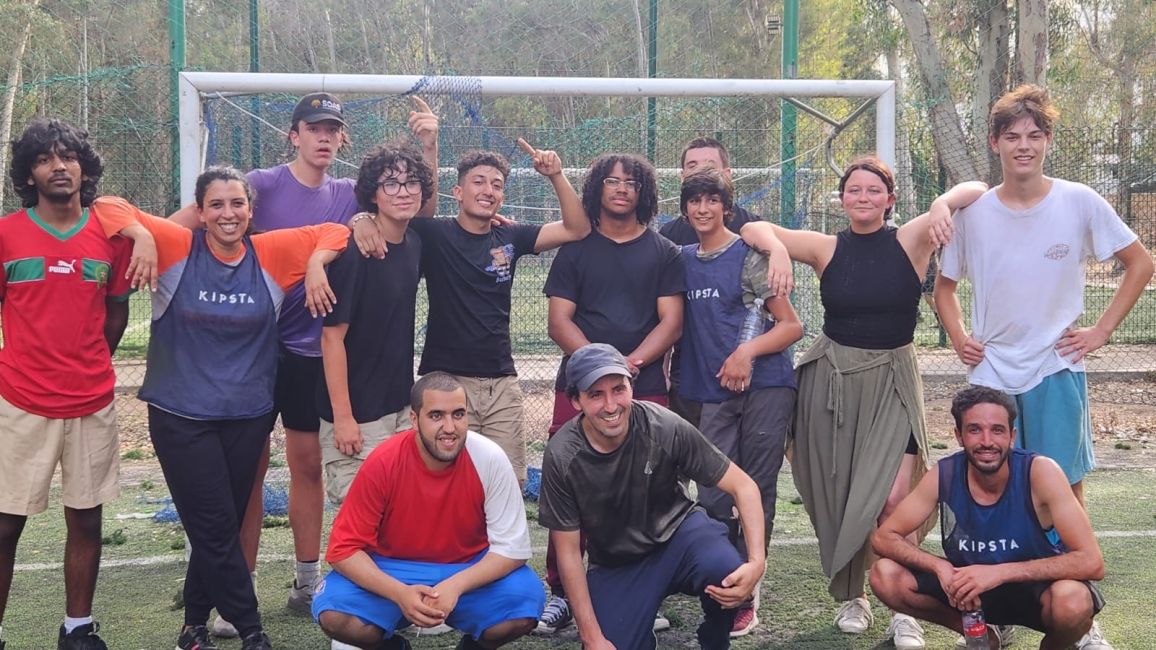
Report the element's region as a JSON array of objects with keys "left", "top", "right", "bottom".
[
  {"left": 378, "top": 179, "right": 422, "bottom": 195},
  {"left": 603, "top": 177, "right": 641, "bottom": 191}
]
